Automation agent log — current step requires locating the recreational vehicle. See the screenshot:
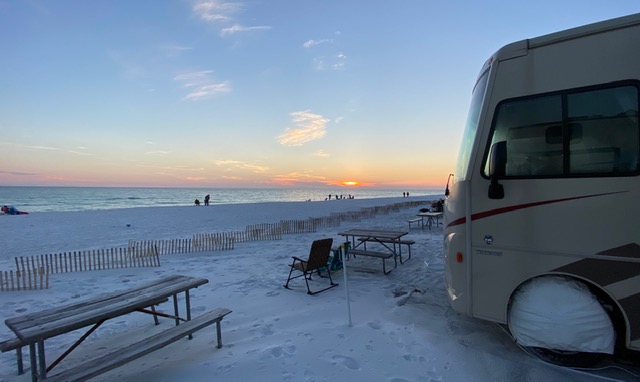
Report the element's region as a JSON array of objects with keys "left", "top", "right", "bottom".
[{"left": 444, "top": 13, "right": 640, "bottom": 363}]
